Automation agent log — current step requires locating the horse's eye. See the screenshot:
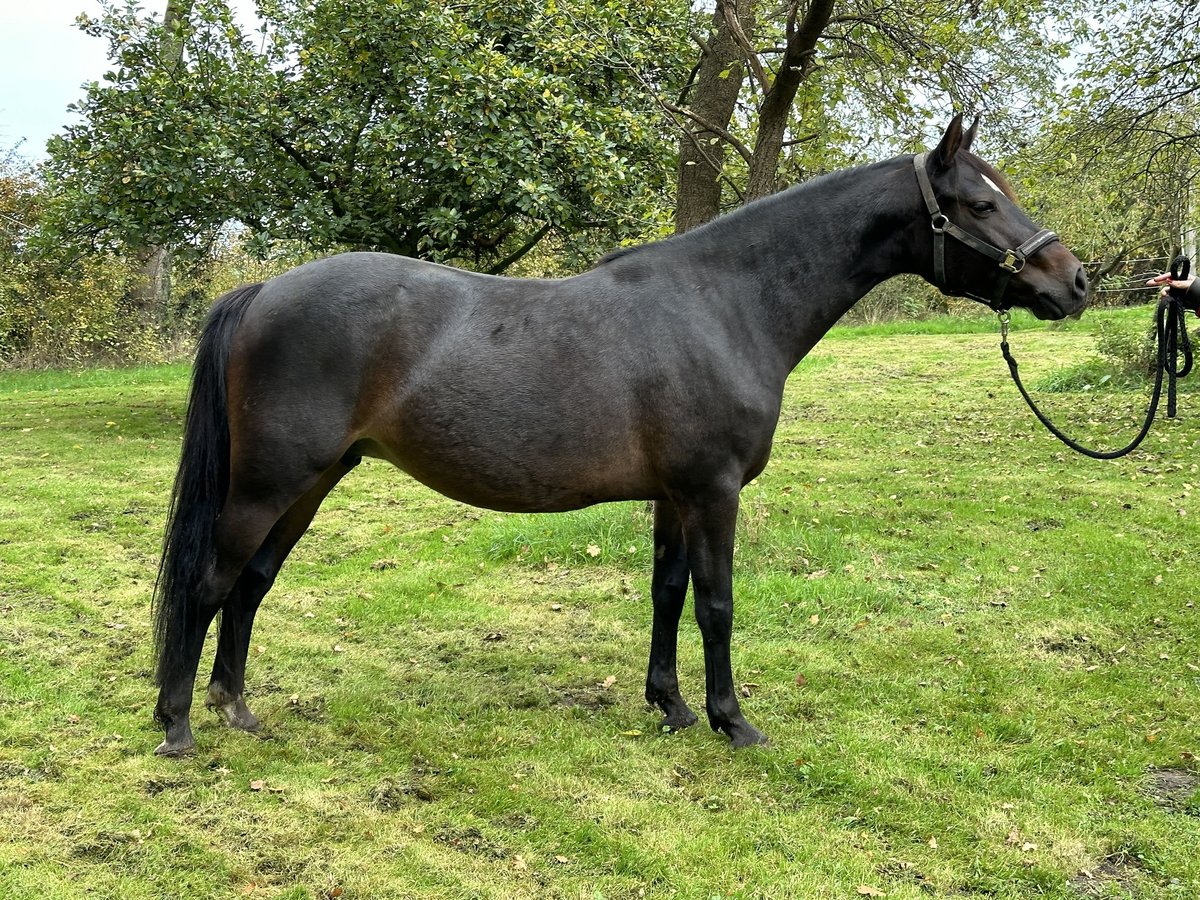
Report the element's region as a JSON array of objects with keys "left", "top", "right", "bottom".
[{"left": 970, "top": 200, "right": 997, "bottom": 215}]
